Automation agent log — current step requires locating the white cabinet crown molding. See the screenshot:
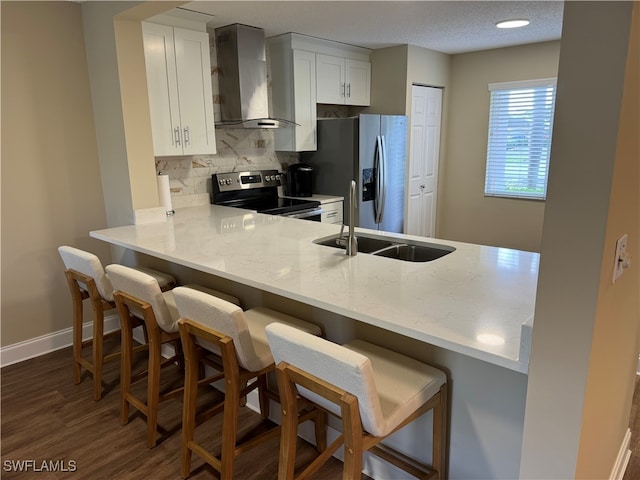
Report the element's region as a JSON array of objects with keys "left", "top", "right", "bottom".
[{"left": 273, "top": 32, "right": 371, "bottom": 62}]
